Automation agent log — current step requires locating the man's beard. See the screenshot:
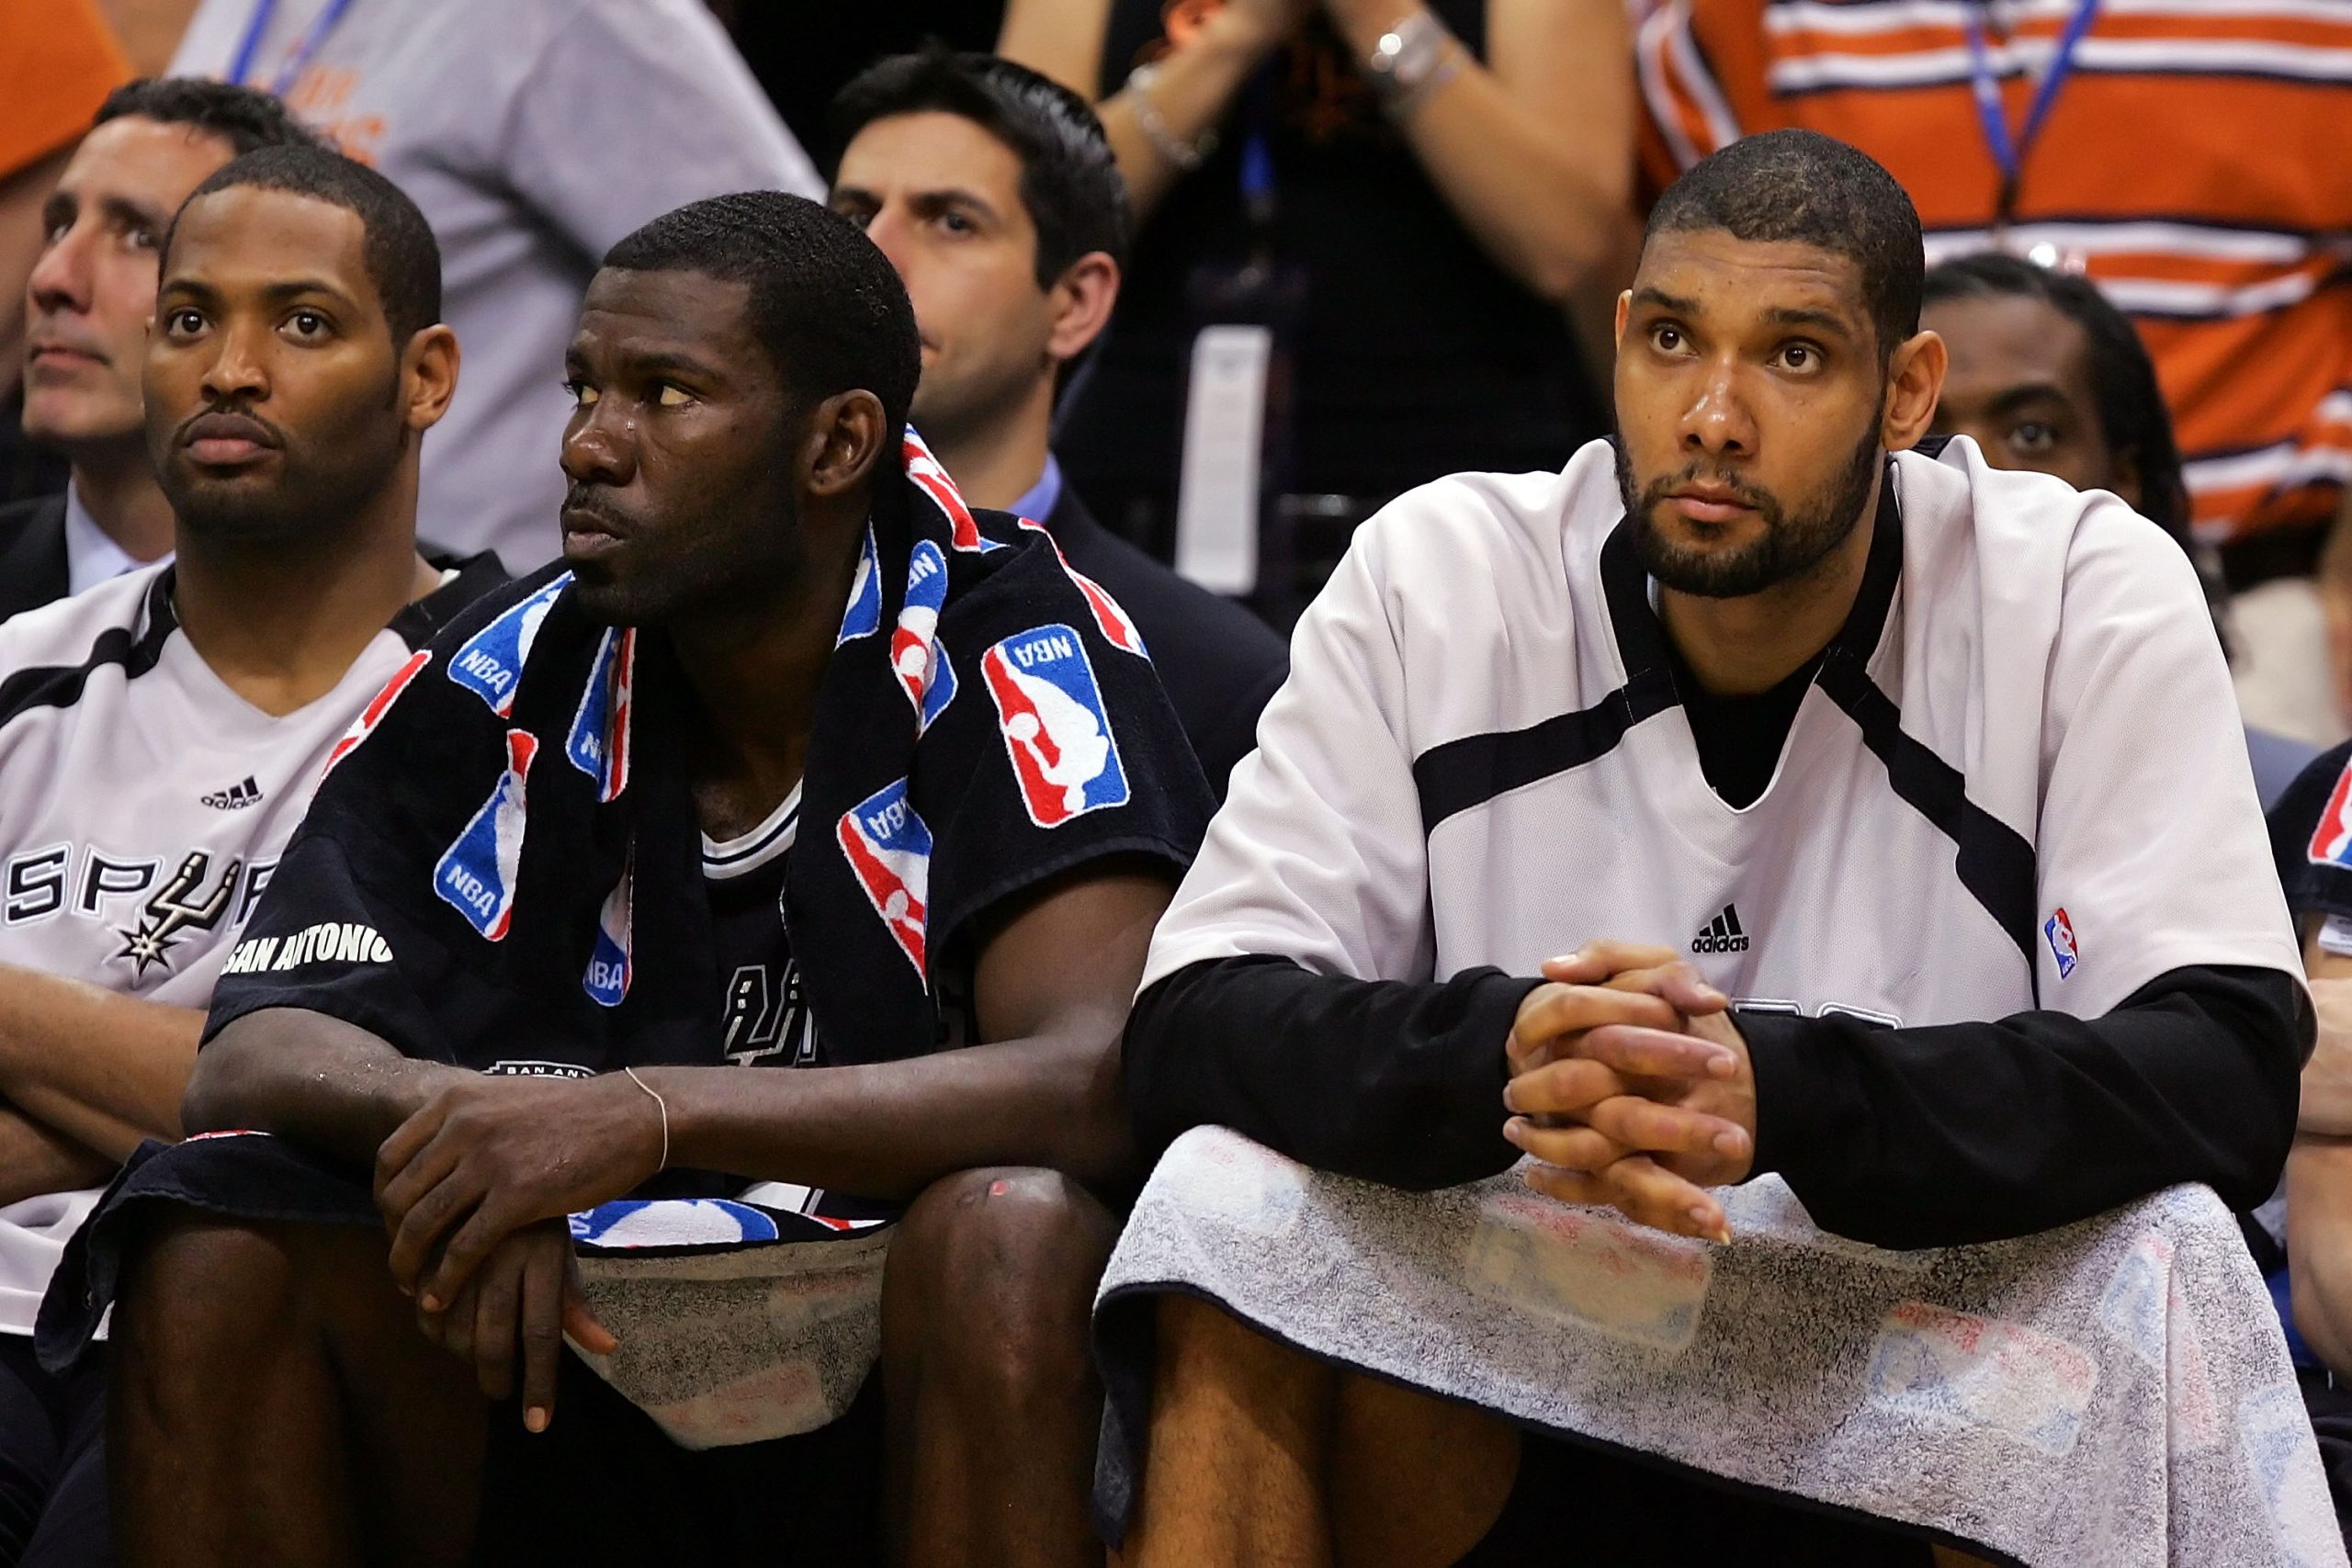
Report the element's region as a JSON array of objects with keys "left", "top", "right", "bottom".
[
  {"left": 1618, "top": 418, "right": 1883, "bottom": 599},
  {"left": 164, "top": 442, "right": 398, "bottom": 546}
]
